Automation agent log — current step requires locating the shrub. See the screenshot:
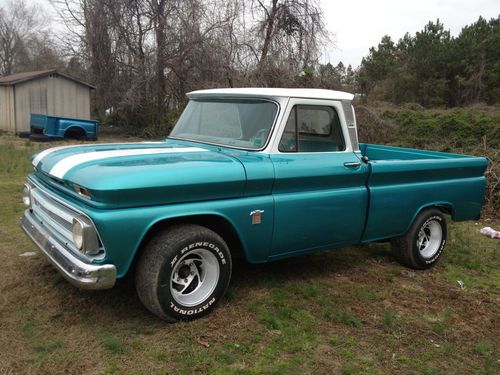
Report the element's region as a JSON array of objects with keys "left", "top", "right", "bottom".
[{"left": 355, "top": 105, "right": 499, "bottom": 218}]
